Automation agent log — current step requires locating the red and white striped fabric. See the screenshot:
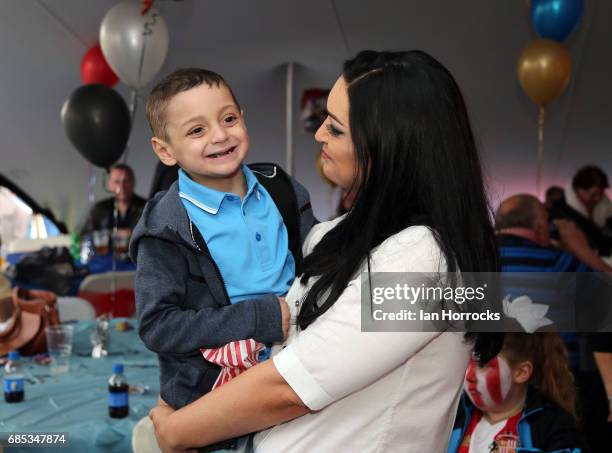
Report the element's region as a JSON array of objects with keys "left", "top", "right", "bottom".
[{"left": 200, "top": 339, "right": 265, "bottom": 390}]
